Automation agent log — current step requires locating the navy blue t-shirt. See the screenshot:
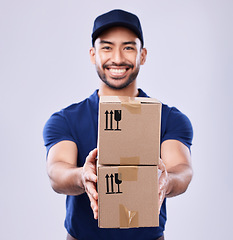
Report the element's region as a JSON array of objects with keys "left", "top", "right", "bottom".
[{"left": 43, "top": 89, "right": 193, "bottom": 240}]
